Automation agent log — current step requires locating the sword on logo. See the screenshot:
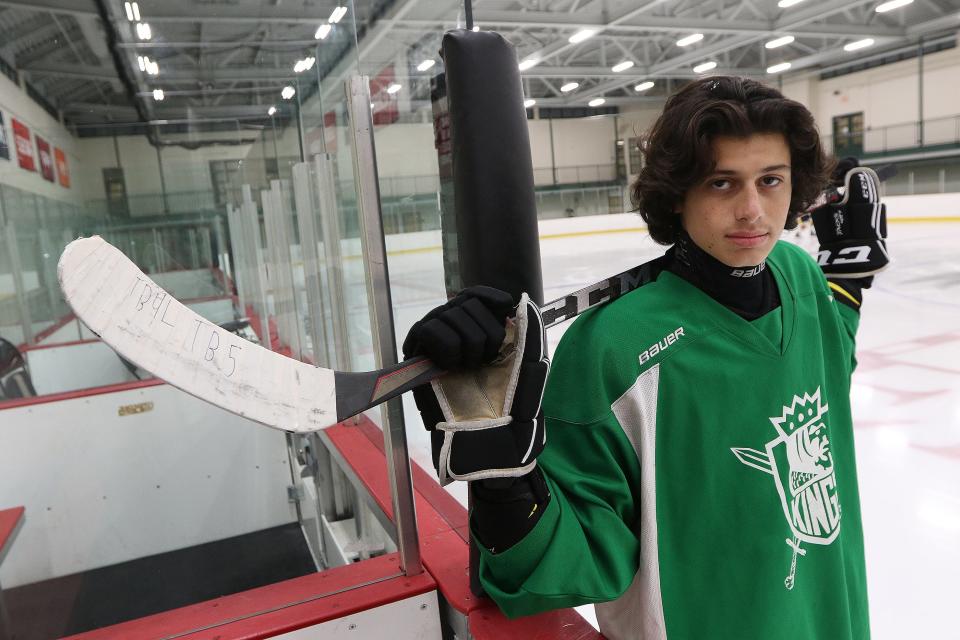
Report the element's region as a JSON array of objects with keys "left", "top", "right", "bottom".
[{"left": 731, "top": 447, "right": 806, "bottom": 591}]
